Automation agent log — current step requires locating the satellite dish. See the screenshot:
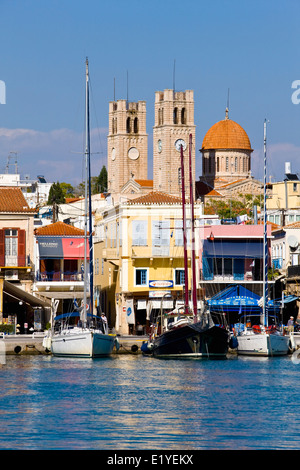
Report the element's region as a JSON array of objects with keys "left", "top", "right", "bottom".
[{"left": 288, "top": 235, "right": 298, "bottom": 249}]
